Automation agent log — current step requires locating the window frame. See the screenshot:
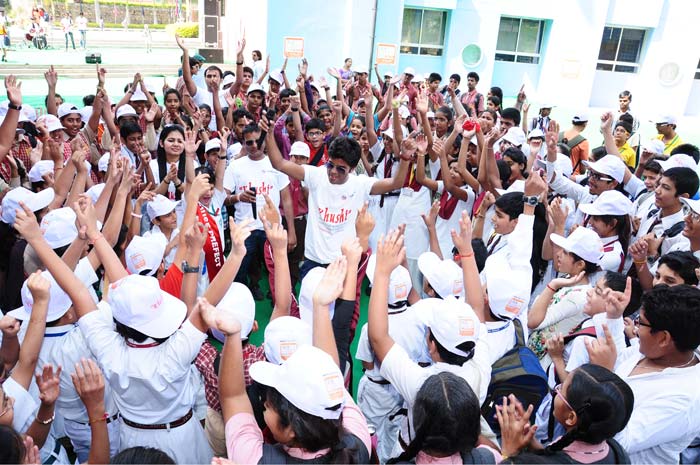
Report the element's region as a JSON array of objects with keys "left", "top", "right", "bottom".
[
  {"left": 400, "top": 8, "right": 448, "bottom": 57},
  {"left": 494, "top": 16, "right": 546, "bottom": 64},
  {"left": 596, "top": 26, "right": 646, "bottom": 73}
]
